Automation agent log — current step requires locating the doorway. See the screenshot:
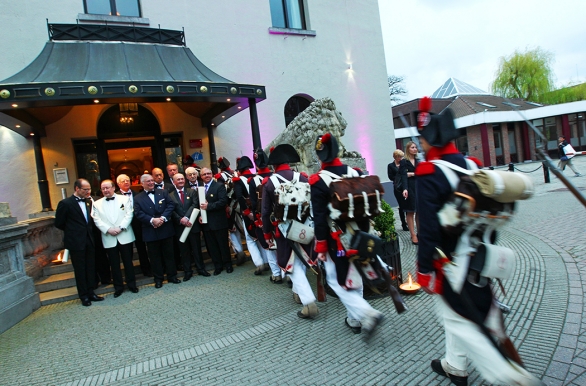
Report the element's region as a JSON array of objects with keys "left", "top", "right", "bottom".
[{"left": 107, "top": 144, "right": 154, "bottom": 192}]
